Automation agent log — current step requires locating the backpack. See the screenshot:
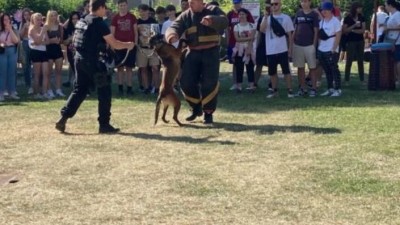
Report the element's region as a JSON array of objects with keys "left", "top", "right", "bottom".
[
  {"left": 270, "top": 15, "right": 287, "bottom": 37},
  {"left": 73, "top": 15, "right": 95, "bottom": 56}
]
